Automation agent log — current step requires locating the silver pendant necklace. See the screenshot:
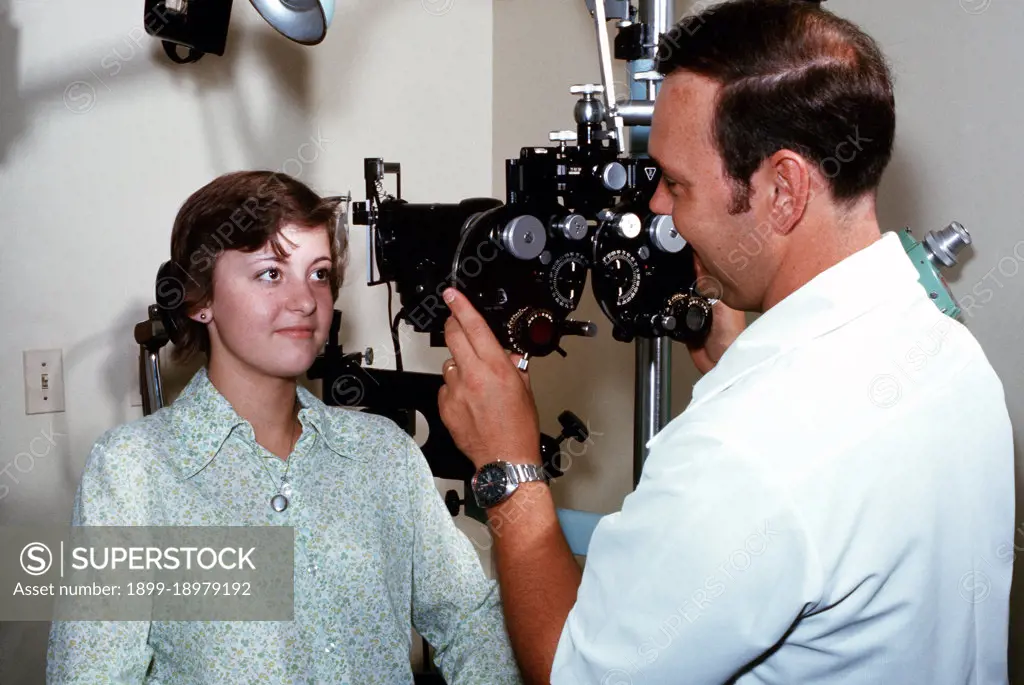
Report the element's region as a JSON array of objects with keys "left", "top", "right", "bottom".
[
  {"left": 267, "top": 417, "right": 300, "bottom": 513},
  {"left": 270, "top": 482, "right": 290, "bottom": 512}
]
